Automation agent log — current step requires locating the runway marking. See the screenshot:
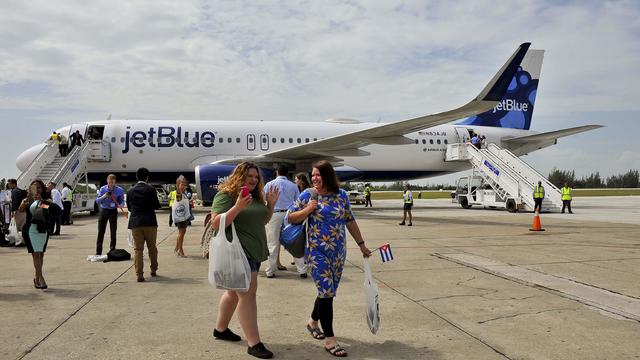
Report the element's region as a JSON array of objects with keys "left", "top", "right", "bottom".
[{"left": 434, "top": 253, "right": 640, "bottom": 323}]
